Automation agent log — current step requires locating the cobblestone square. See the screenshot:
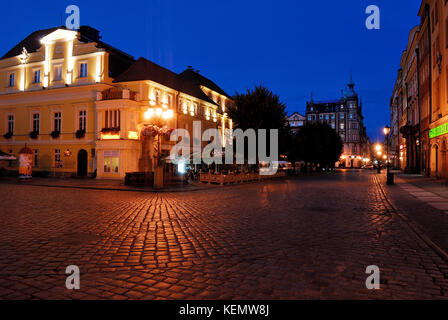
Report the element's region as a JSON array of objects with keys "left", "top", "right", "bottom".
[{"left": 0, "top": 170, "right": 447, "bottom": 299}]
